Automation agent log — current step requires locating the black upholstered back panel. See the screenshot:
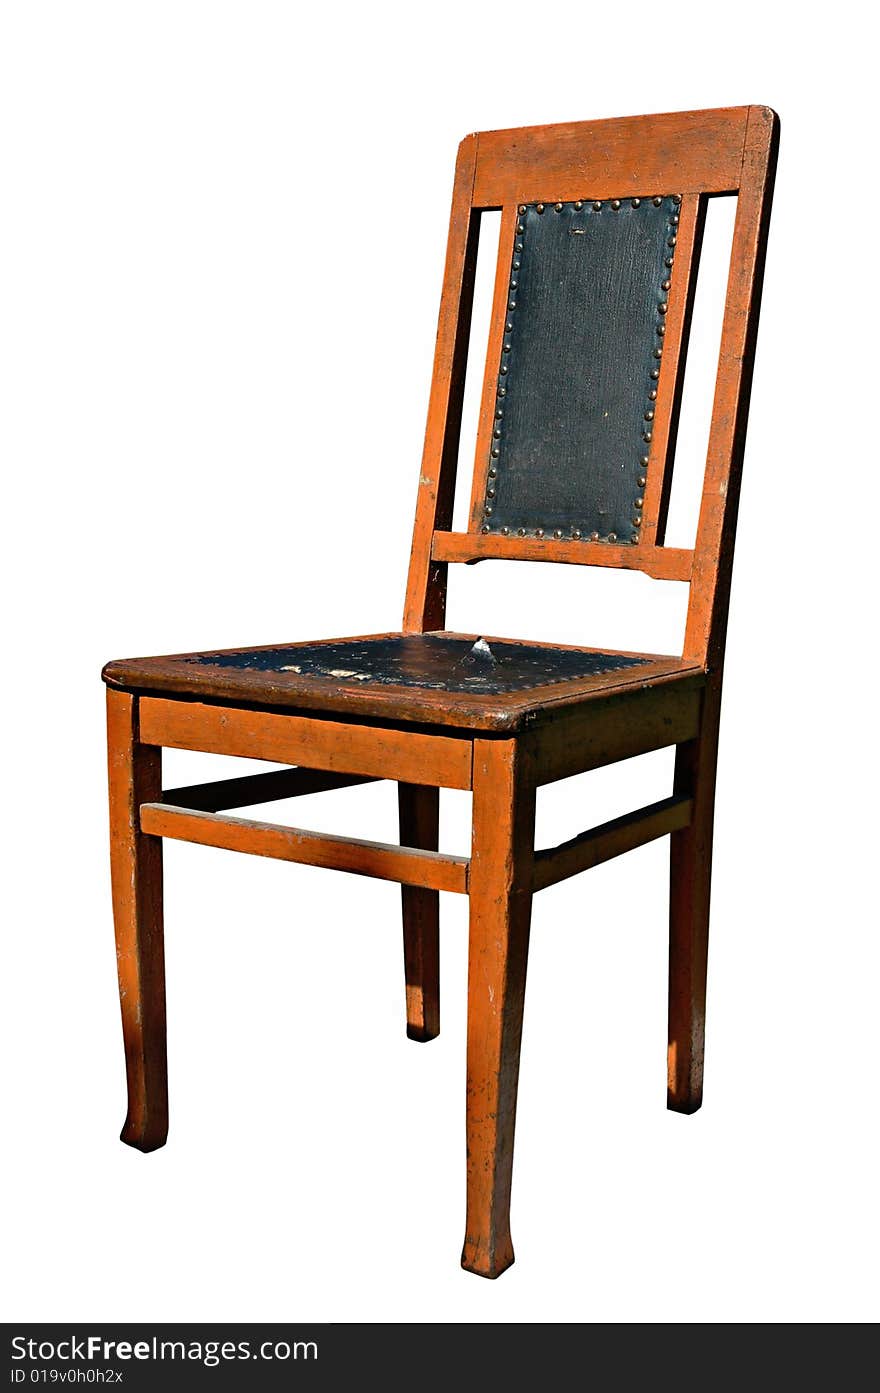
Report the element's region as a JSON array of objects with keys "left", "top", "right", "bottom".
[{"left": 478, "top": 196, "right": 680, "bottom": 544}]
